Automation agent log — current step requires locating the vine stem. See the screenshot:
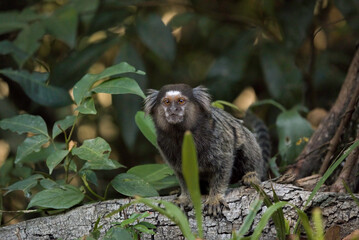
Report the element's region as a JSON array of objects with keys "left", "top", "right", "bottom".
[{"left": 82, "top": 176, "right": 105, "bottom": 201}]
